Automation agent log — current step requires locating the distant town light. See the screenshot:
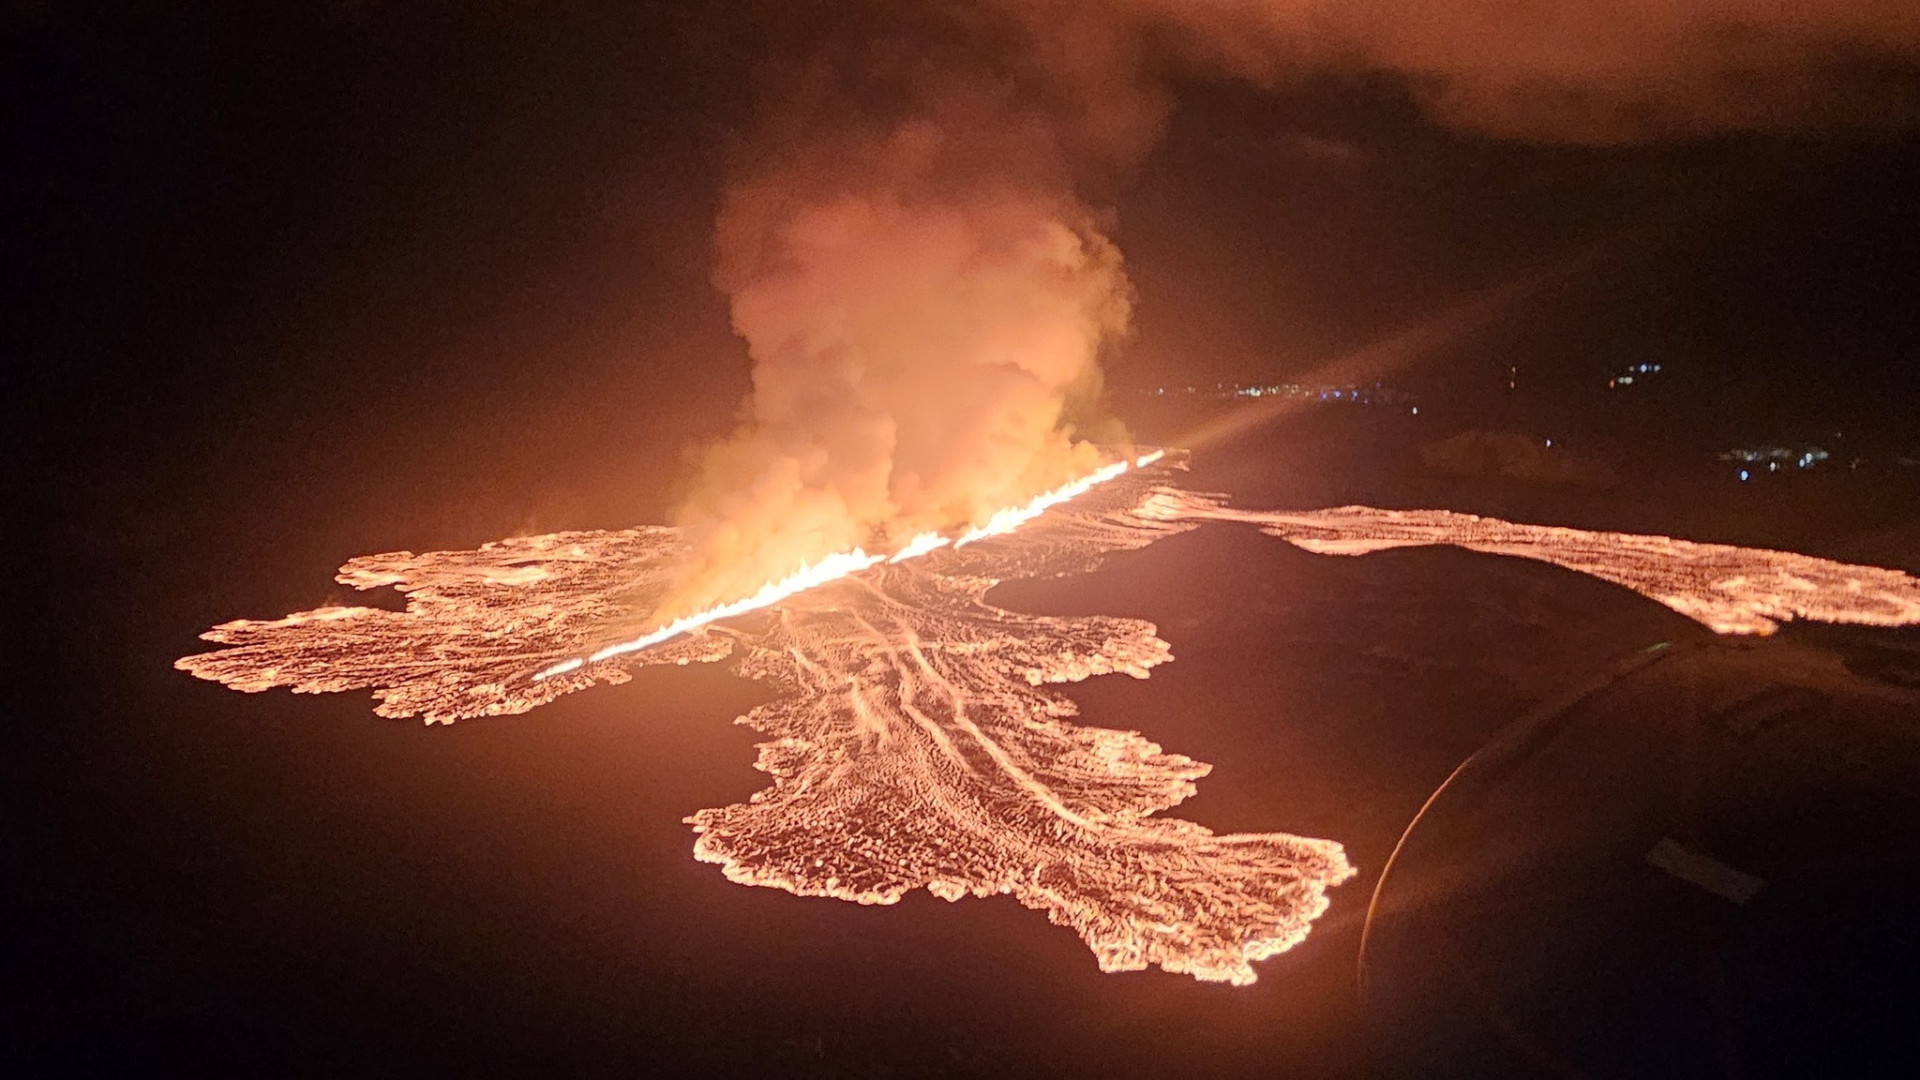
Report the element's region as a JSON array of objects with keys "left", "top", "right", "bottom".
[
  {"left": 1609, "top": 362, "right": 1663, "bottom": 388},
  {"left": 1148, "top": 380, "right": 1414, "bottom": 409}
]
